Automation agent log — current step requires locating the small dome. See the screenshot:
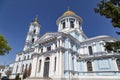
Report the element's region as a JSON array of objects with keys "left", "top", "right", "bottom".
[{"left": 62, "top": 10, "right": 76, "bottom": 16}]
